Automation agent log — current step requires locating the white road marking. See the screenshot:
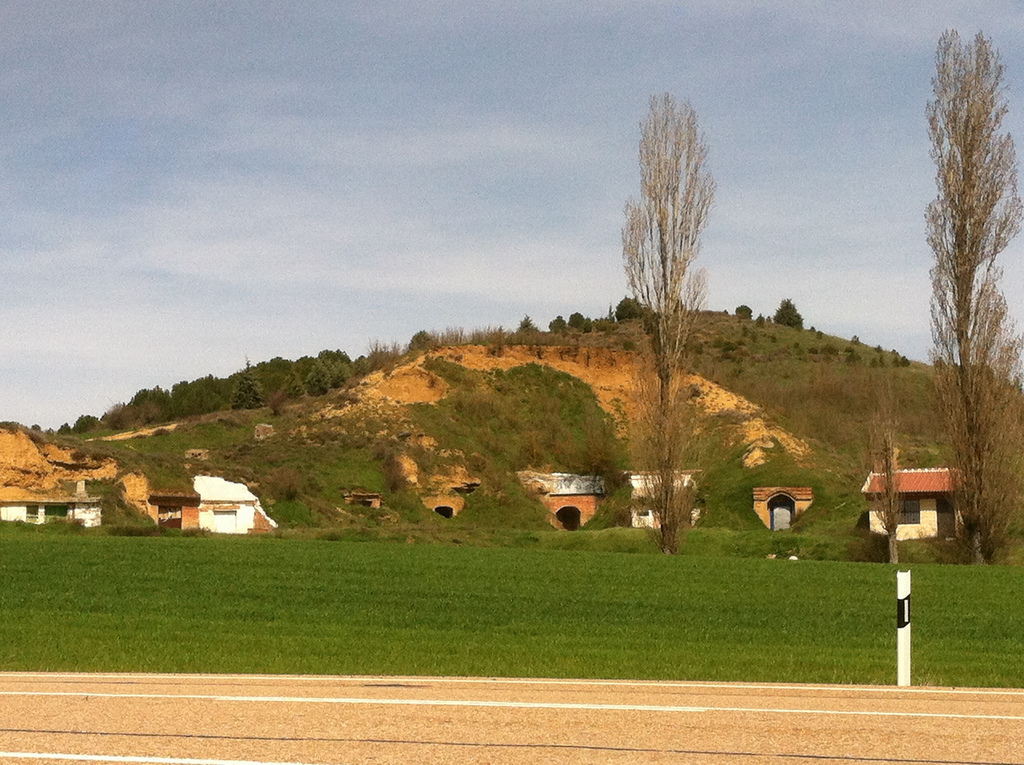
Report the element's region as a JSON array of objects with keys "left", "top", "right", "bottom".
[
  {"left": 0, "top": 691, "right": 708, "bottom": 714},
  {"left": 0, "top": 754, "right": 317, "bottom": 765},
  {"left": 2, "top": 690, "right": 1023, "bottom": 721},
  {"left": 2, "top": 673, "right": 1023, "bottom": 697}
]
